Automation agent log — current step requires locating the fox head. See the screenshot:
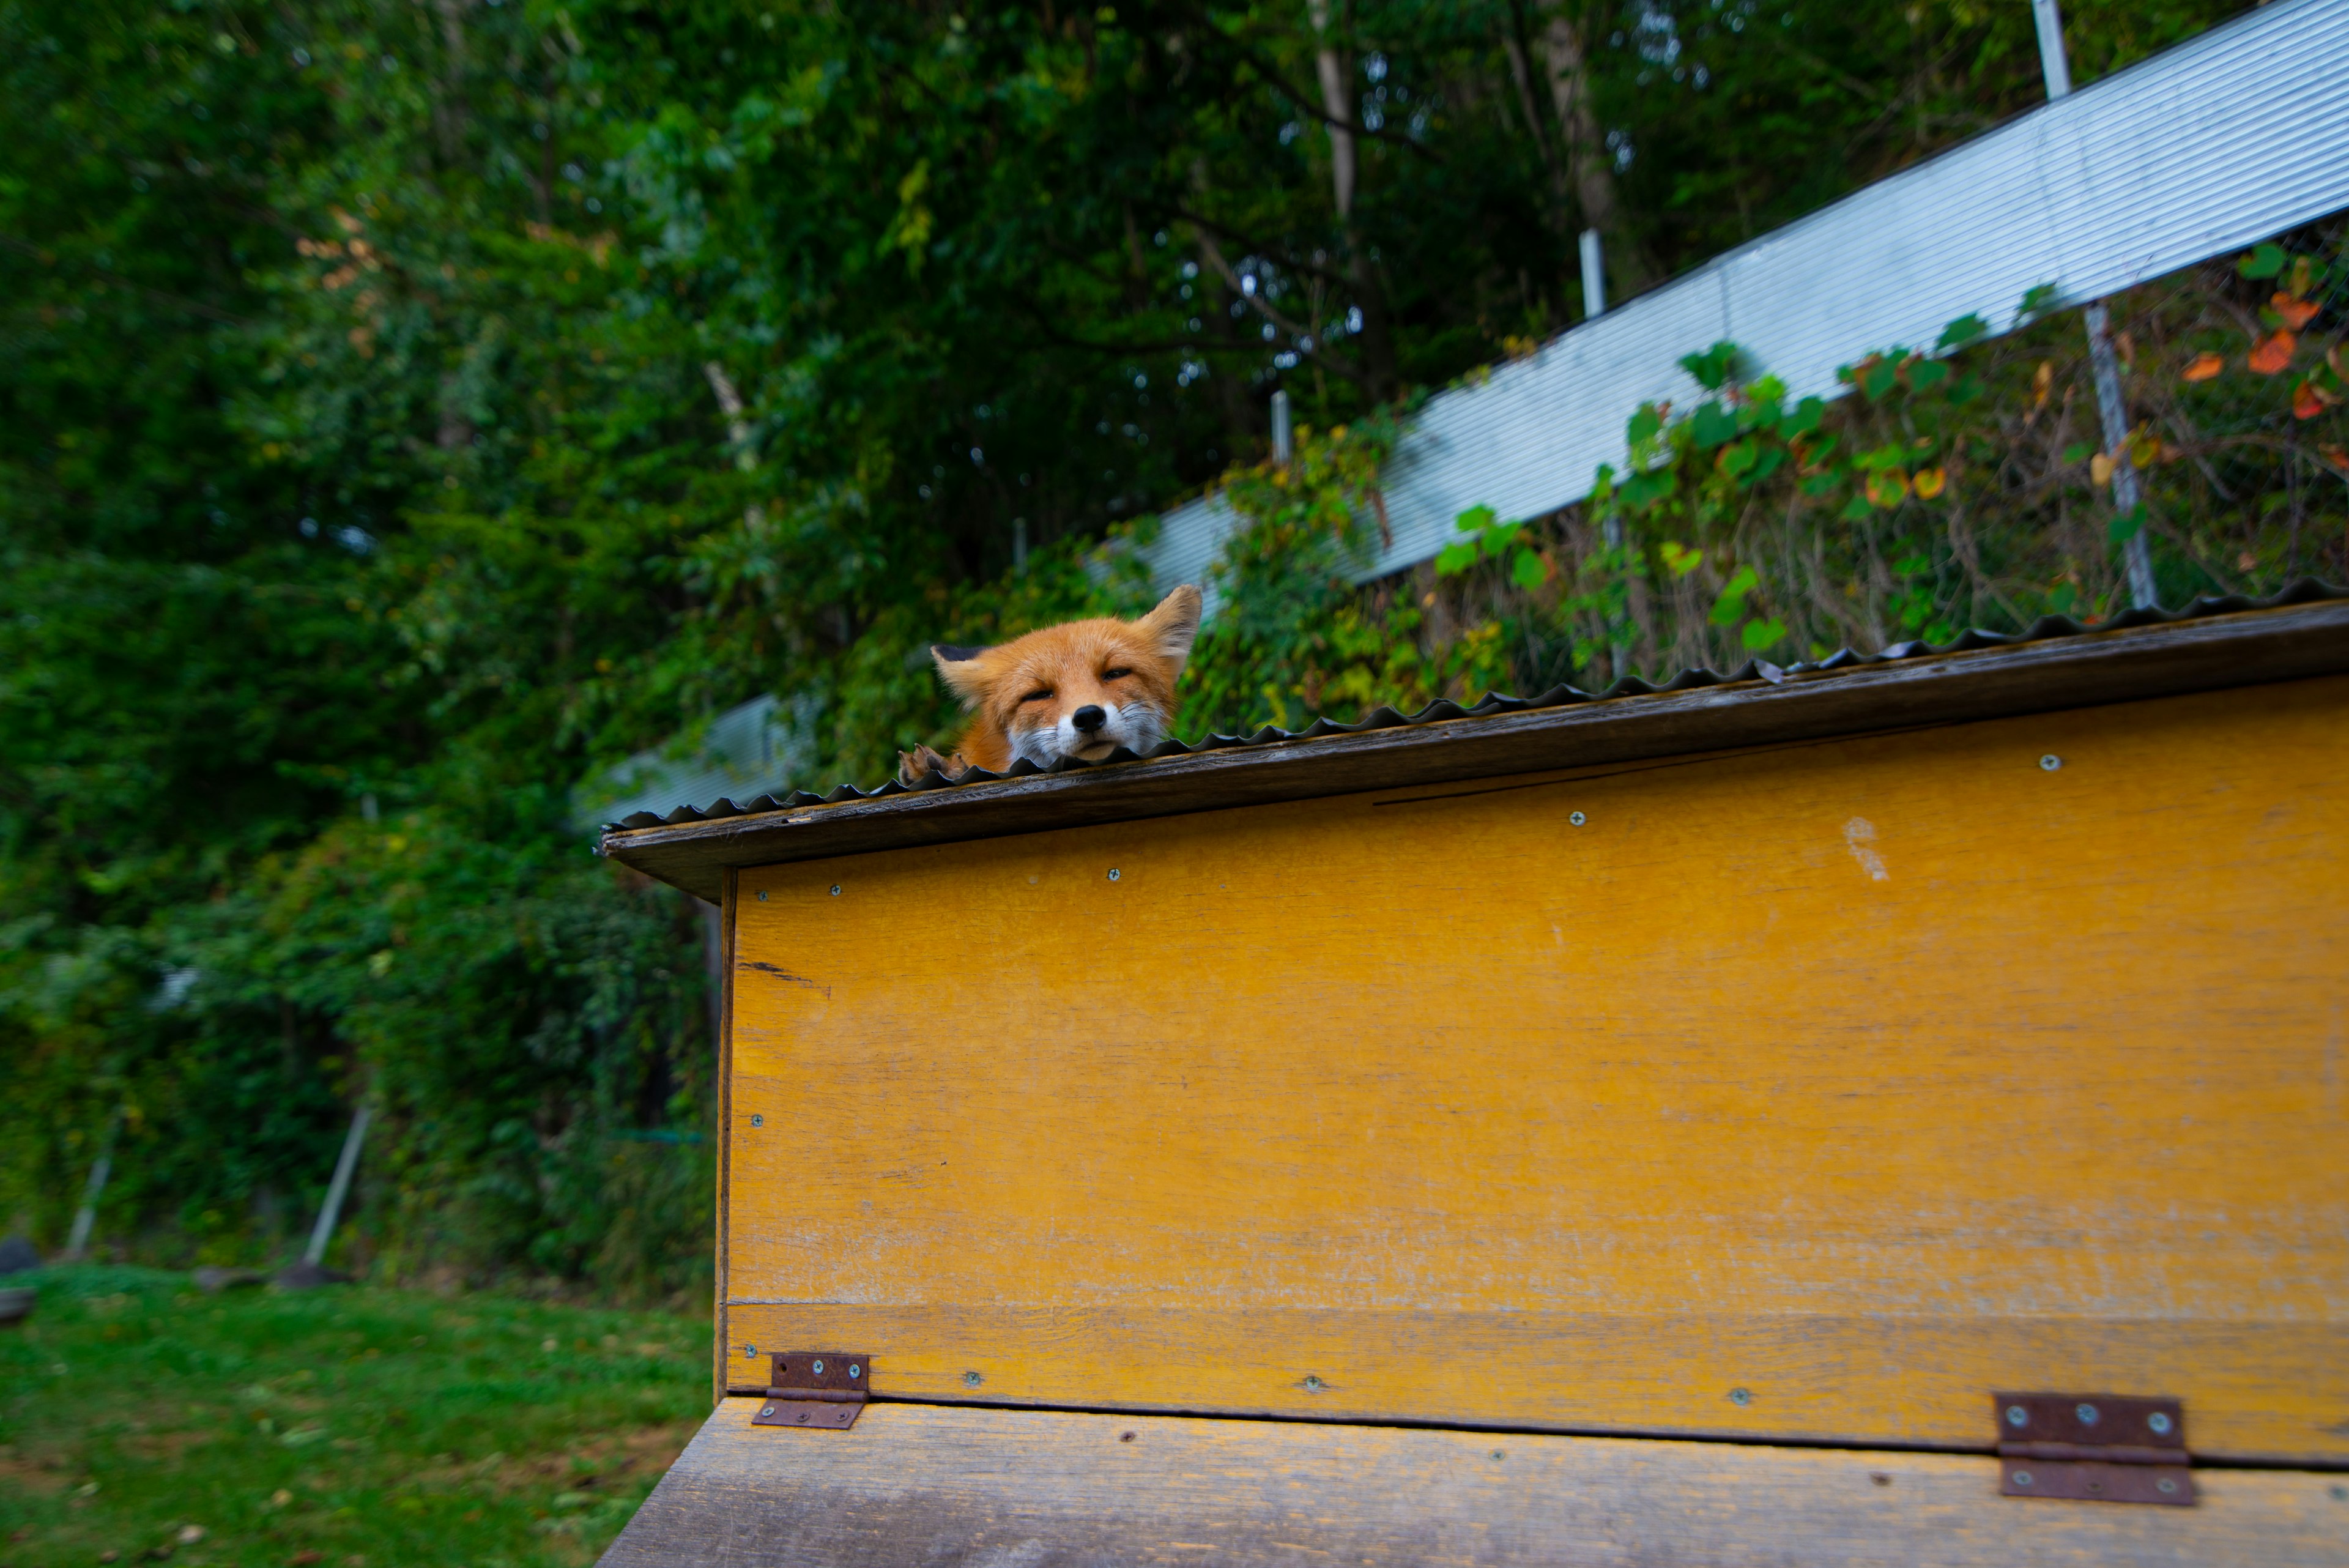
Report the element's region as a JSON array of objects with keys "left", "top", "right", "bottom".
[{"left": 923, "top": 585, "right": 1203, "bottom": 775}]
